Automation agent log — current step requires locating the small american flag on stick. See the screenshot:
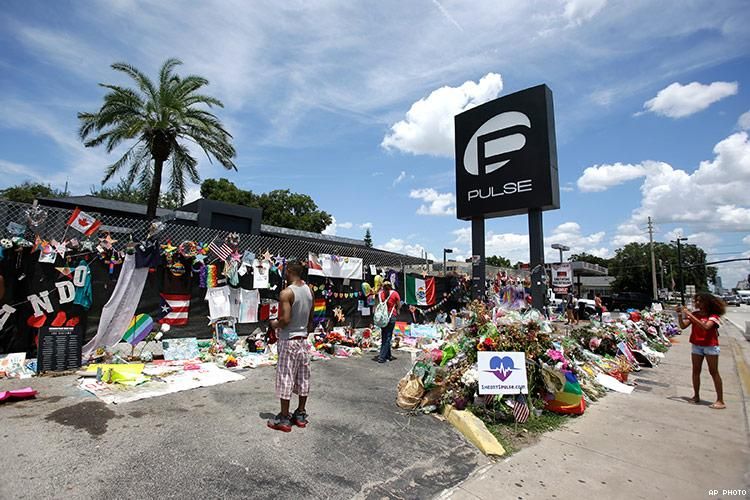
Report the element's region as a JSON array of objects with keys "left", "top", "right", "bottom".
[{"left": 513, "top": 394, "right": 530, "bottom": 424}]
